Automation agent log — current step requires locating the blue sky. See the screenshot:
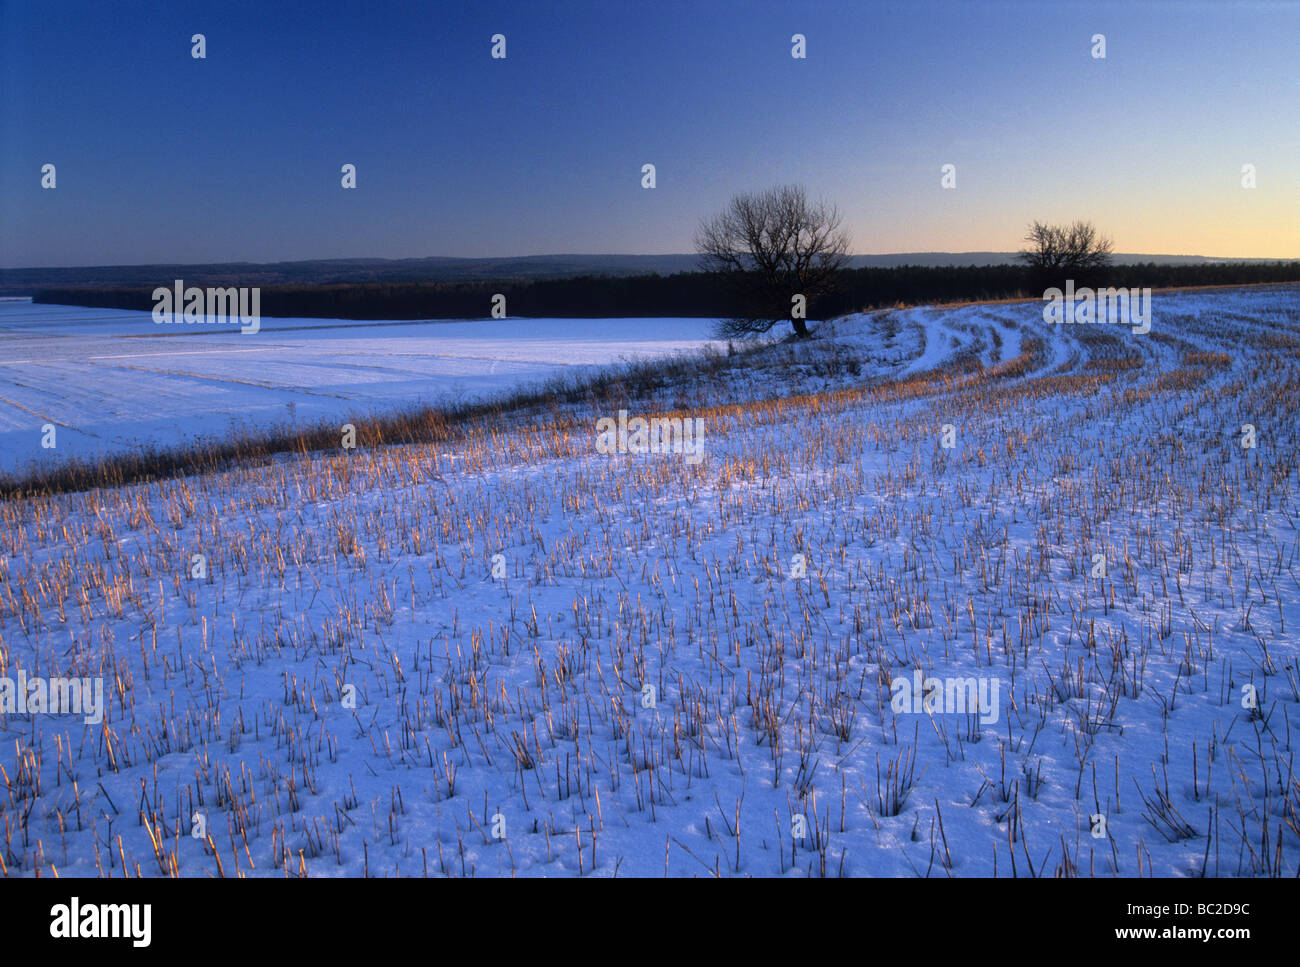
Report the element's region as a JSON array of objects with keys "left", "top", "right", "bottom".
[{"left": 3, "top": 0, "right": 1298, "bottom": 266}]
